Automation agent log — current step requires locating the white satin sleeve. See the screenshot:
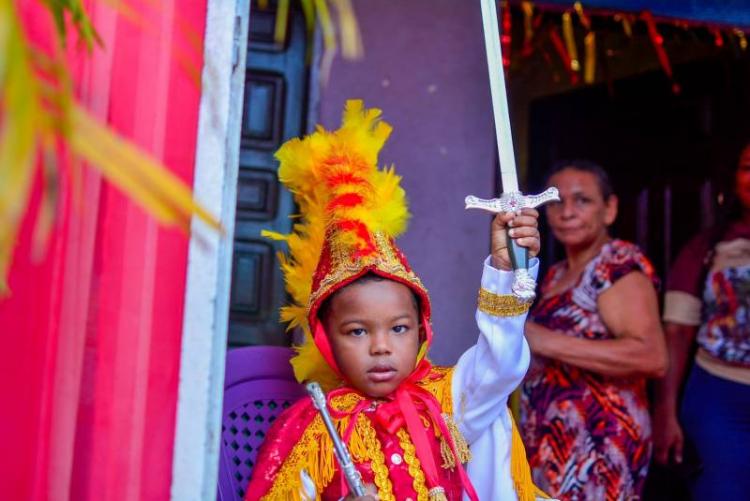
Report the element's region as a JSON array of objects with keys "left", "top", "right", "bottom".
[{"left": 451, "top": 256, "right": 537, "bottom": 501}]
